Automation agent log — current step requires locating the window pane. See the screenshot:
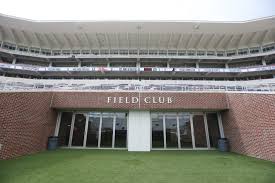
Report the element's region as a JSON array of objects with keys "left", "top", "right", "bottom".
[
  {"left": 114, "top": 113, "right": 127, "bottom": 148},
  {"left": 72, "top": 114, "right": 86, "bottom": 146},
  {"left": 100, "top": 113, "right": 114, "bottom": 147},
  {"left": 178, "top": 113, "right": 192, "bottom": 148},
  {"left": 193, "top": 115, "right": 207, "bottom": 148},
  {"left": 86, "top": 112, "right": 100, "bottom": 147},
  {"left": 58, "top": 112, "right": 73, "bottom": 146},
  {"left": 207, "top": 113, "right": 220, "bottom": 148},
  {"left": 165, "top": 114, "right": 178, "bottom": 148},
  {"left": 152, "top": 113, "right": 164, "bottom": 148}
]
